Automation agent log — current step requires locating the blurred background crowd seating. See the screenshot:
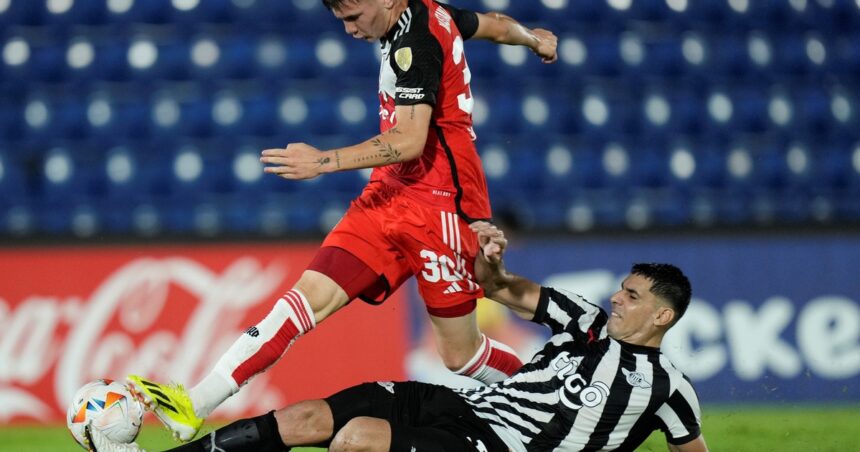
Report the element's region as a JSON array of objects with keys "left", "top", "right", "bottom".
[{"left": 1, "top": 0, "right": 859, "bottom": 239}]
